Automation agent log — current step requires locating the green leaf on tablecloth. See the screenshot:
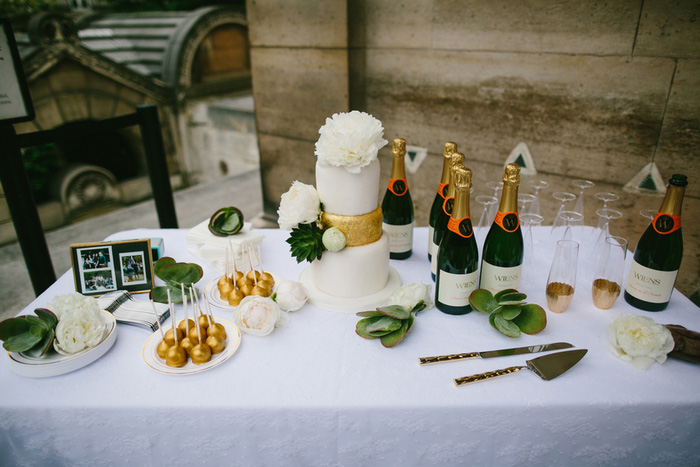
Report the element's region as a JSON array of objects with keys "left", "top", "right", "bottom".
[
  {"left": 491, "top": 312, "right": 521, "bottom": 338},
  {"left": 376, "top": 305, "right": 411, "bottom": 320},
  {"left": 496, "top": 291, "right": 527, "bottom": 305},
  {"left": 494, "top": 289, "right": 519, "bottom": 302},
  {"left": 512, "top": 304, "right": 547, "bottom": 335},
  {"left": 500, "top": 305, "right": 522, "bottom": 320},
  {"left": 380, "top": 314, "right": 414, "bottom": 348},
  {"left": 154, "top": 257, "right": 176, "bottom": 275},
  {"left": 469, "top": 289, "right": 500, "bottom": 314},
  {"left": 356, "top": 310, "right": 385, "bottom": 318}
]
